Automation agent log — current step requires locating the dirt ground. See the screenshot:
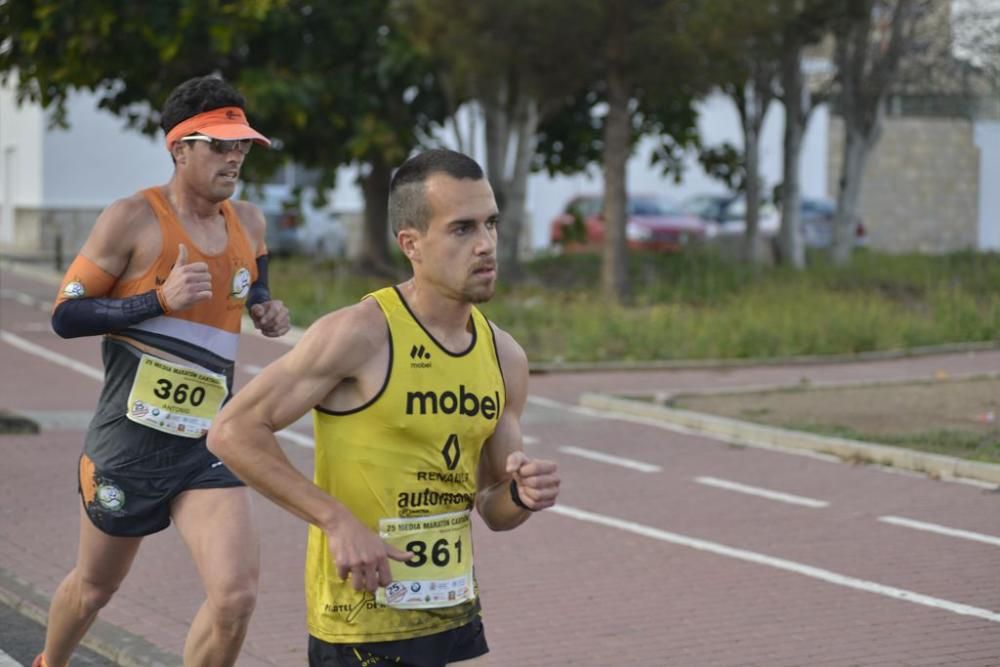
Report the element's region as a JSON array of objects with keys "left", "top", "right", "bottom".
[{"left": 671, "top": 375, "right": 1000, "bottom": 461}]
